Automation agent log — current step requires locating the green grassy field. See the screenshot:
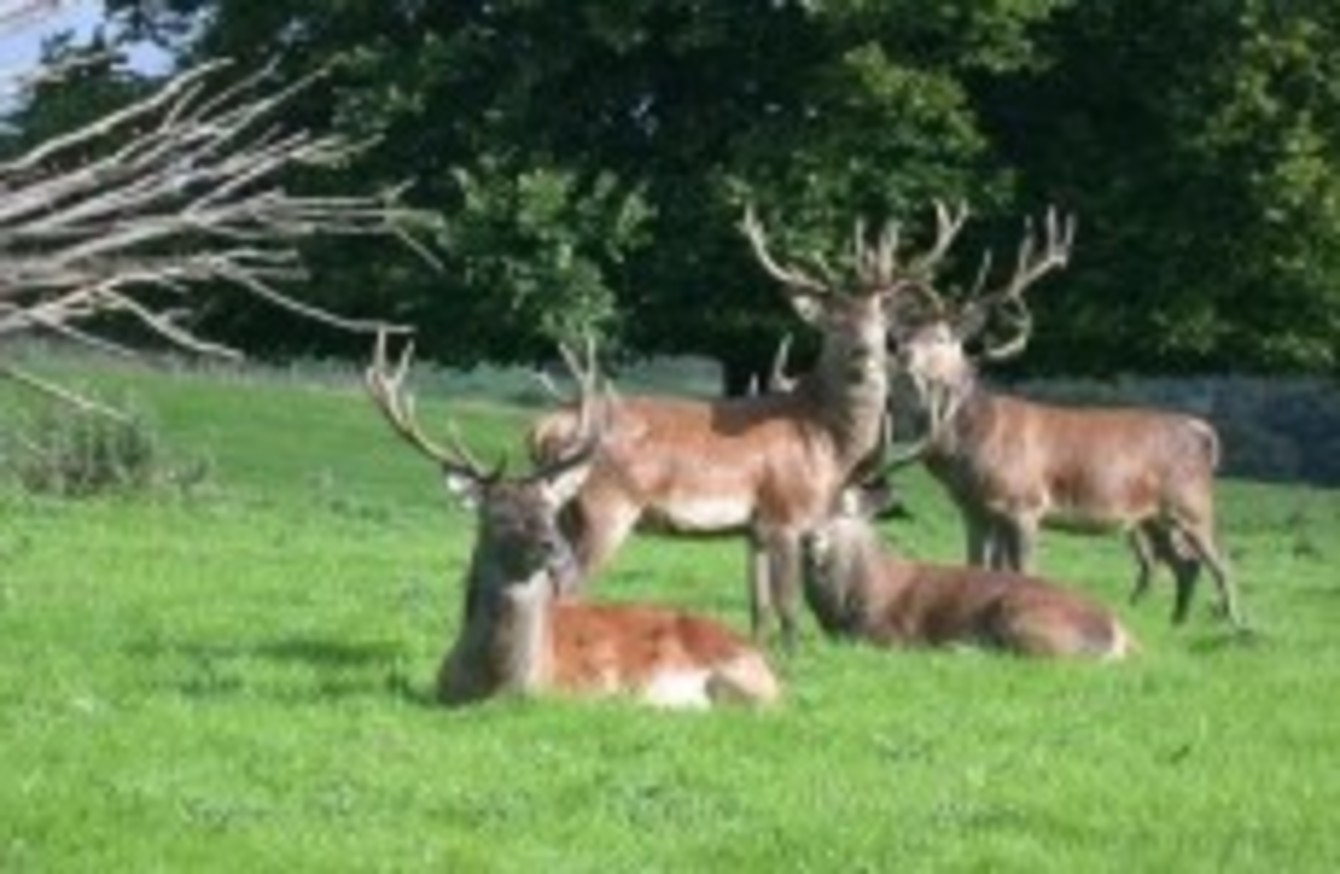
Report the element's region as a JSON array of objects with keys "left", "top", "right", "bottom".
[{"left": 2, "top": 351, "right": 1338, "bottom": 872}]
